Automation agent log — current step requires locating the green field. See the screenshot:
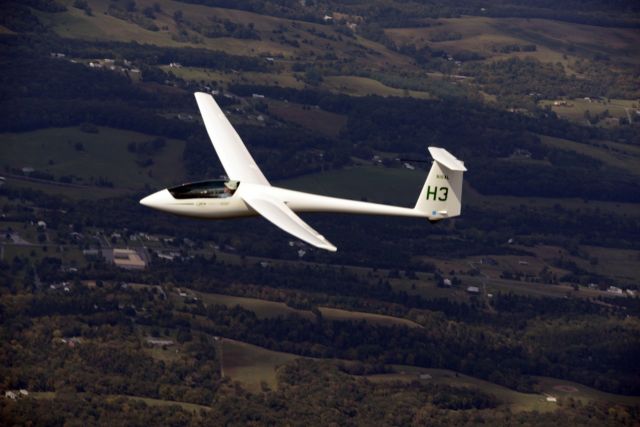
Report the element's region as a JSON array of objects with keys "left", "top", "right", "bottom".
[
  {"left": 567, "top": 245, "right": 640, "bottom": 285},
  {"left": 0, "top": 126, "right": 186, "bottom": 190},
  {"left": 267, "top": 100, "right": 347, "bottom": 138},
  {"left": 220, "top": 339, "right": 640, "bottom": 410},
  {"left": 194, "top": 291, "right": 315, "bottom": 320},
  {"left": 534, "top": 376, "right": 640, "bottom": 407},
  {"left": 162, "top": 67, "right": 305, "bottom": 89},
  {"left": 540, "top": 134, "right": 640, "bottom": 176},
  {"left": 221, "top": 338, "right": 298, "bottom": 392},
  {"left": 385, "top": 16, "right": 640, "bottom": 67},
  {"left": 31, "top": 391, "right": 211, "bottom": 412},
  {"left": 40, "top": 0, "right": 412, "bottom": 69},
  {"left": 281, "top": 164, "right": 426, "bottom": 206},
  {"left": 323, "top": 76, "right": 432, "bottom": 99},
  {"left": 370, "top": 366, "right": 557, "bottom": 413},
  {"left": 192, "top": 290, "right": 421, "bottom": 328},
  {"left": 540, "top": 99, "right": 638, "bottom": 127},
  {"left": 370, "top": 366, "right": 640, "bottom": 412}
]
